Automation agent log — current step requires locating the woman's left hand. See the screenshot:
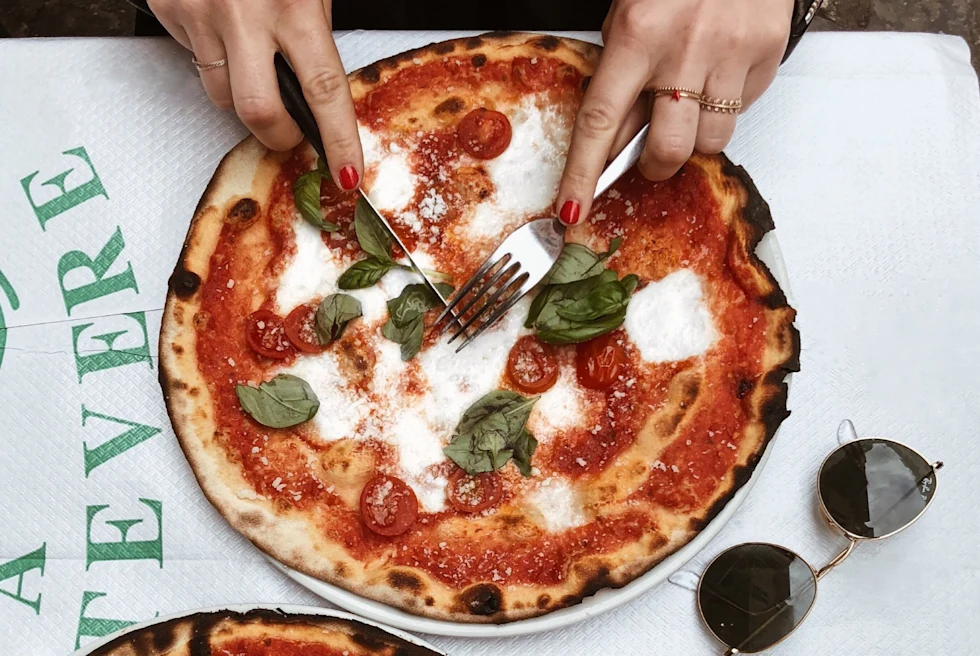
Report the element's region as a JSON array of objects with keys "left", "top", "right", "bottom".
[{"left": 555, "top": 0, "right": 795, "bottom": 225}]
